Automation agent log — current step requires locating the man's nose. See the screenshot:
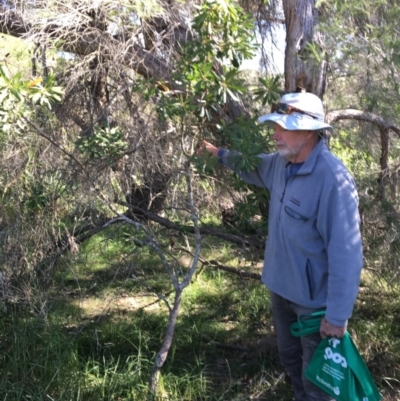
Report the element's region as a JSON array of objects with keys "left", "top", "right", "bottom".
[{"left": 272, "top": 129, "right": 281, "bottom": 140}]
